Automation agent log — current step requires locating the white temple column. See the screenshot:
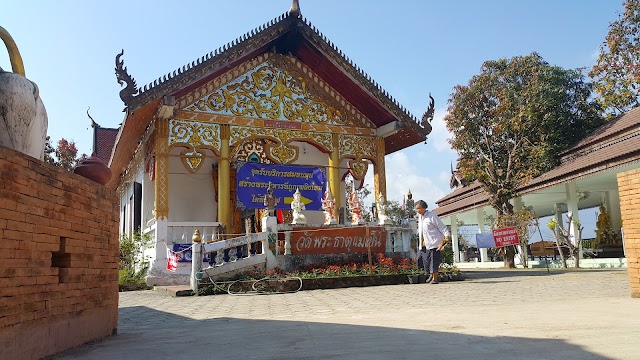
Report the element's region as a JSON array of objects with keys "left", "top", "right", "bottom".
[
  {"left": 450, "top": 215, "right": 459, "bottom": 263},
  {"left": 565, "top": 182, "right": 581, "bottom": 244},
  {"left": 477, "top": 207, "right": 489, "bottom": 262},
  {"left": 606, "top": 190, "right": 623, "bottom": 230},
  {"left": 146, "top": 217, "right": 168, "bottom": 285}
]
